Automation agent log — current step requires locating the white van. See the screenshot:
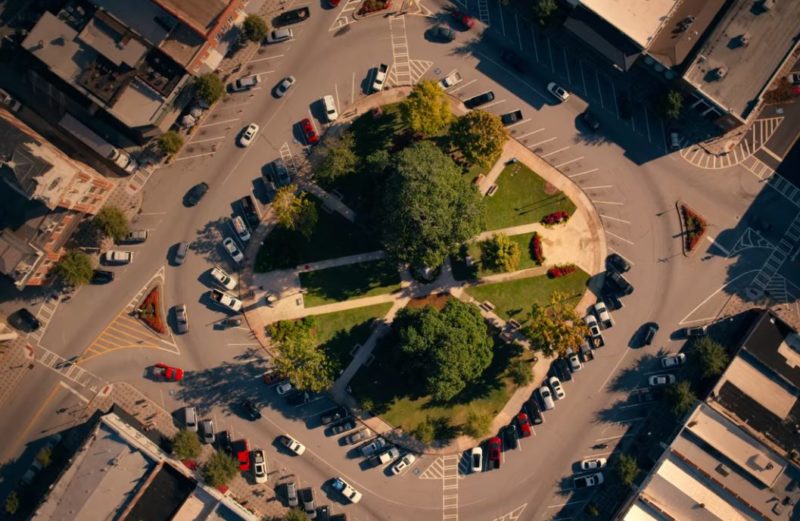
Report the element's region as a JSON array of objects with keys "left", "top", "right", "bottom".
[
  {"left": 322, "top": 95, "right": 338, "bottom": 122},
  {"left": 232, "top": 215, "right": 251, "bottom": 242},
  {"left": 183, "top": 406, "right": 198, "bottom": 432}
]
